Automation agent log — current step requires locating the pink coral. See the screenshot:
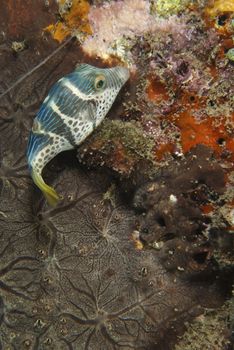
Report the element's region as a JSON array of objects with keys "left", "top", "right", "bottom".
[{"left": 82, "top": 0, "right": 187, "bottom": 60}]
